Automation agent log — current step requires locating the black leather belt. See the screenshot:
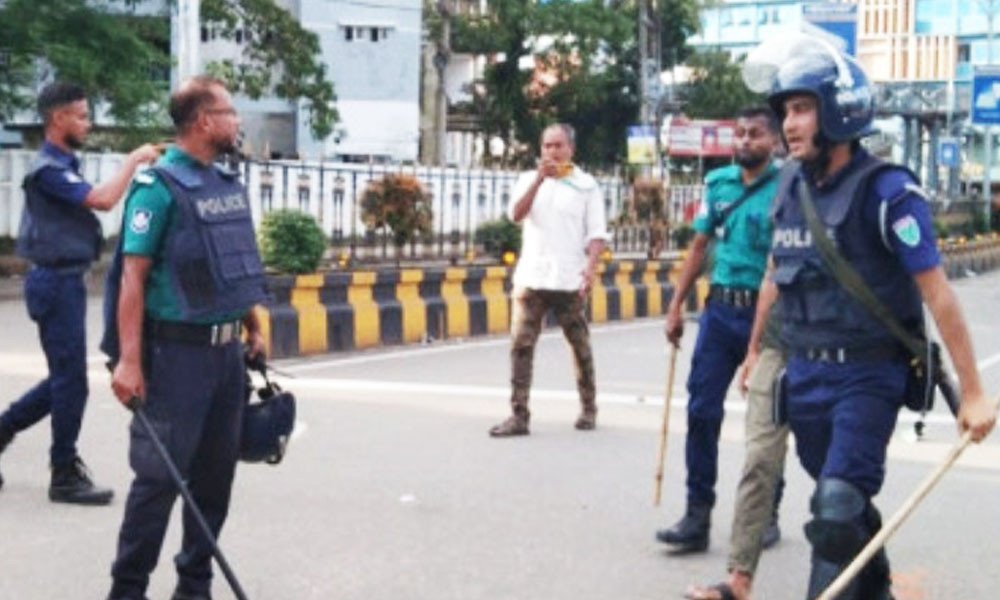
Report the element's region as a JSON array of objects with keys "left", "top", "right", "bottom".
[
  {"left": 708, "top": 285, "right": 758, "bottom": 308},
  {"left": 147, "top": 319, "right": 243, "bottom": 346},
  {"left": 793, "top": 345, "right": 903, "bottom": 364}
]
